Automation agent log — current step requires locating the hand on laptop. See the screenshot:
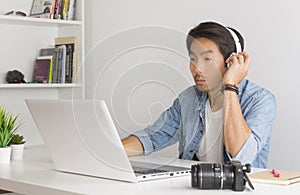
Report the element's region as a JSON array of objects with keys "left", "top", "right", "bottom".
[{"left": 122, "top": 136, "right": 144, "bottom": 156}]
